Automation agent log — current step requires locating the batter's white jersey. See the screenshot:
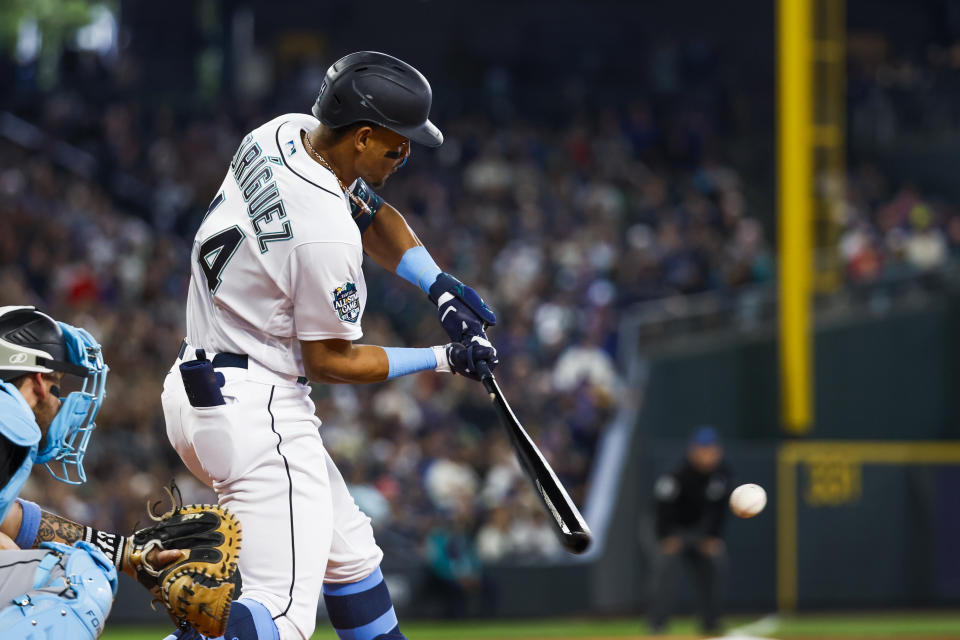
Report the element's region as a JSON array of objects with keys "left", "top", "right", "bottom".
[
  {"left": 186, "top": 113, "right": 366, "bottom": 380},
  {"left": 168, "top": 114, "right": 384, "bottom": 640}
]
